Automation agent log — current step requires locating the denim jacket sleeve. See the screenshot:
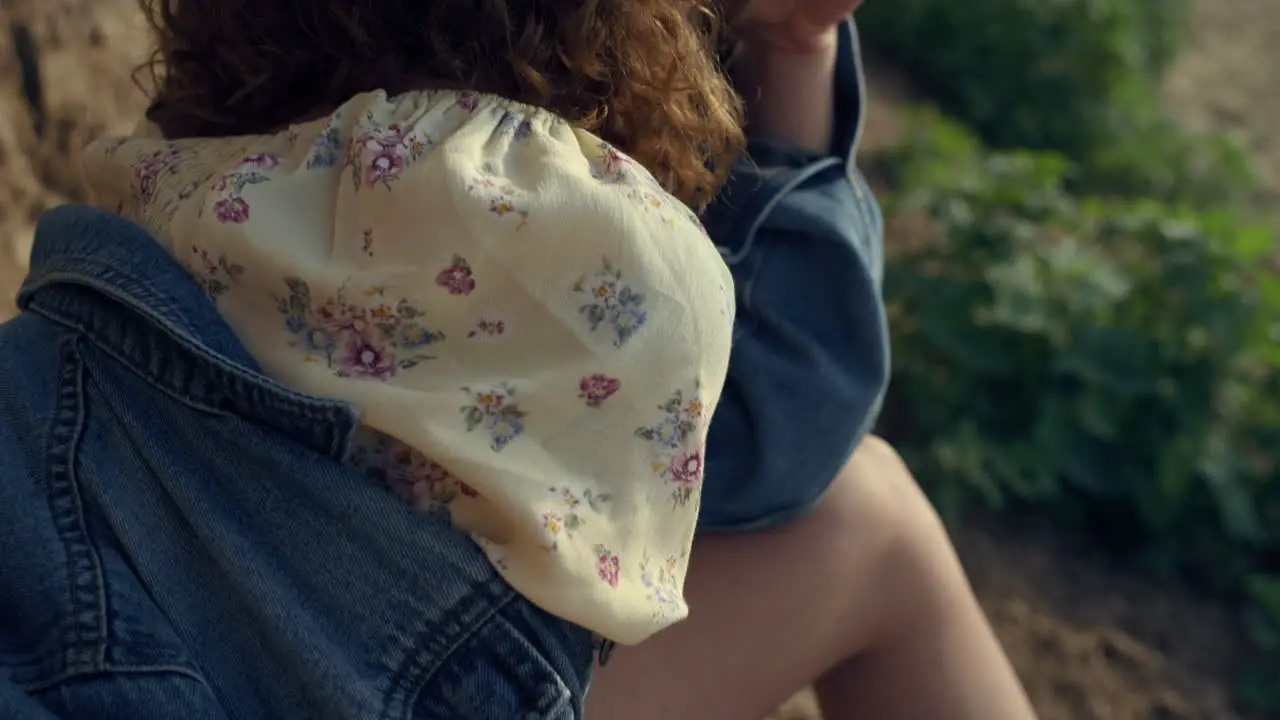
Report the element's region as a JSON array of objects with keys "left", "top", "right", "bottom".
[{"left": 698, "top": 17, "right": 890, "bottom": 531}]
